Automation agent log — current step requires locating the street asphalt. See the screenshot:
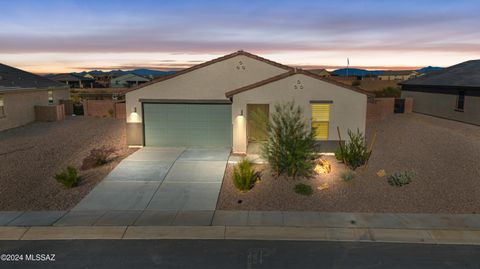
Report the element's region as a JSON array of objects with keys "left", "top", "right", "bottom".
[{"left": 0, "top": 240, "right": 479, "bottom": 269}]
